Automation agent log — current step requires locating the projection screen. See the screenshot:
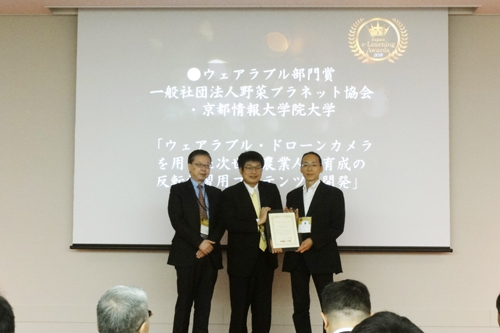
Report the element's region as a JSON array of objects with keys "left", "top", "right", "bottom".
[{"left": 72, "top": 8, "right": 450, "bottom": 250}]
